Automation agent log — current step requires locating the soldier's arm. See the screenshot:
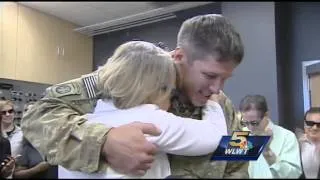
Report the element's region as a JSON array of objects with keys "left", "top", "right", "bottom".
[
  {"left": 21, "top": 78, "right": 161, "bottom": 176},
  {"left": 21, "top": 96, "right": 110, "bottom": 173},
  {"left": 222, "top": 95, "right": 249, "bottom": 179}
]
